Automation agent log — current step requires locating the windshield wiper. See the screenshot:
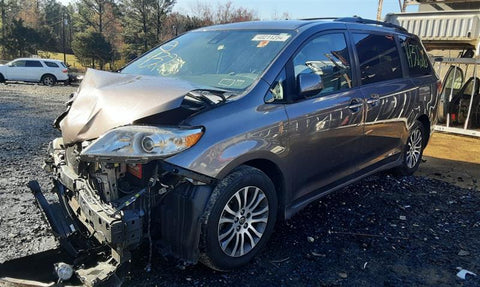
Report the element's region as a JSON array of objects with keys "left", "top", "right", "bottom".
[{"left": 184, "top": 89, "right": 232, "bottom": 106}]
